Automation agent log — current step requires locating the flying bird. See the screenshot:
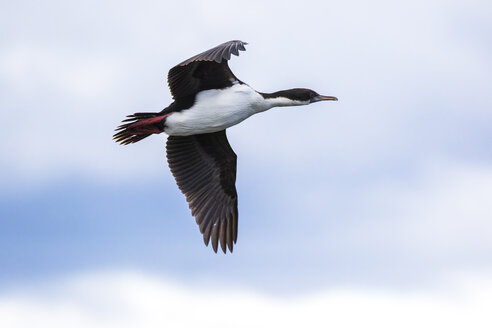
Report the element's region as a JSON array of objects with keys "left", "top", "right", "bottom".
[{"left": 114, "top": 40, "right": 337, "bottom": 253}]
